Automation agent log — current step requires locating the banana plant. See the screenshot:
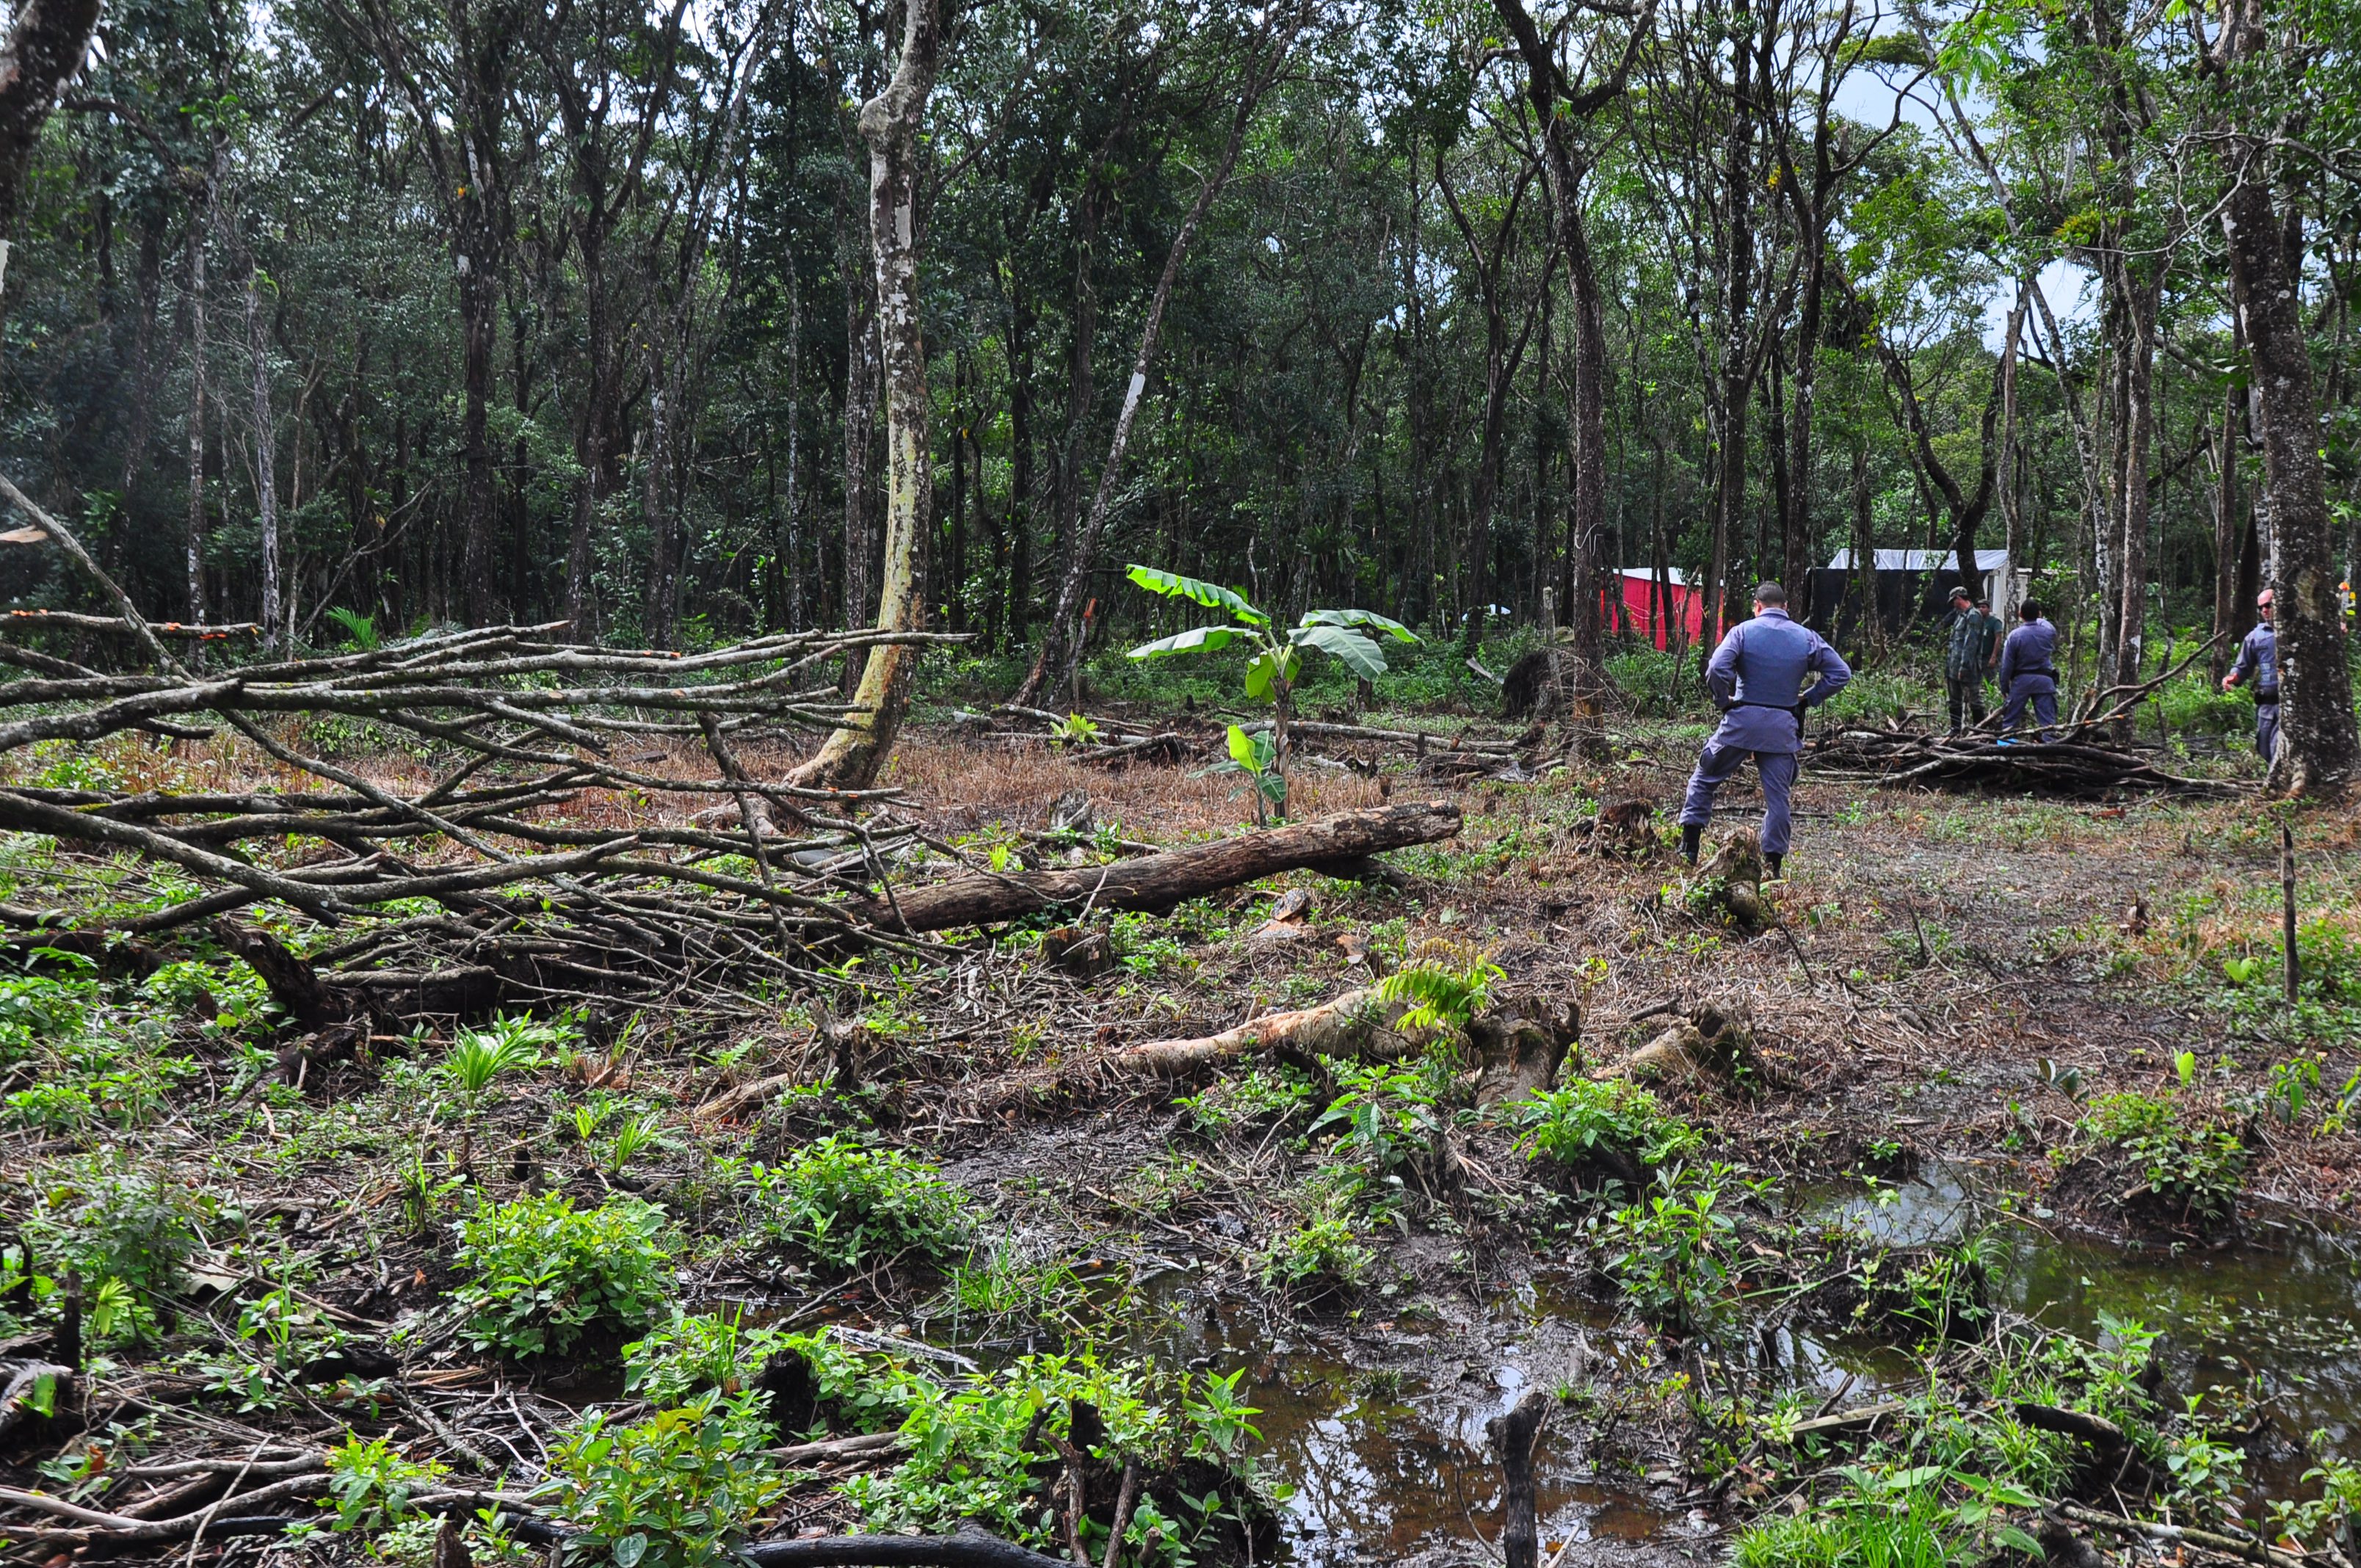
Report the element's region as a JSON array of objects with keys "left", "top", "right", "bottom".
[{"left": 1125, "top": 564, "right": 1418, "bottom": 821}]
